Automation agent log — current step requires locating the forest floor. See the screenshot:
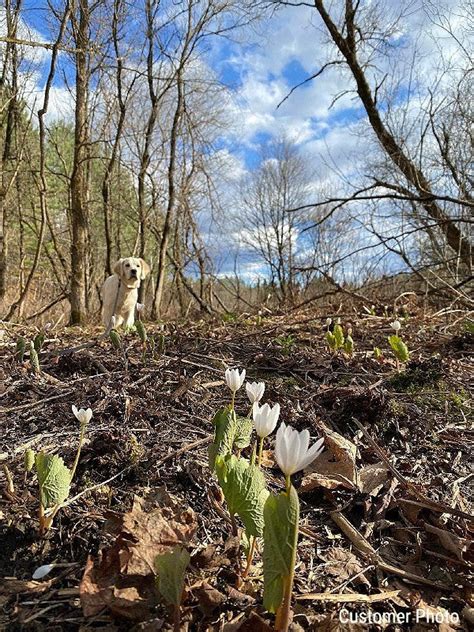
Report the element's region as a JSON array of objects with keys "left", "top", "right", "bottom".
[{"left": 0, "top": 305, "right": 473, "bottom": 631}]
